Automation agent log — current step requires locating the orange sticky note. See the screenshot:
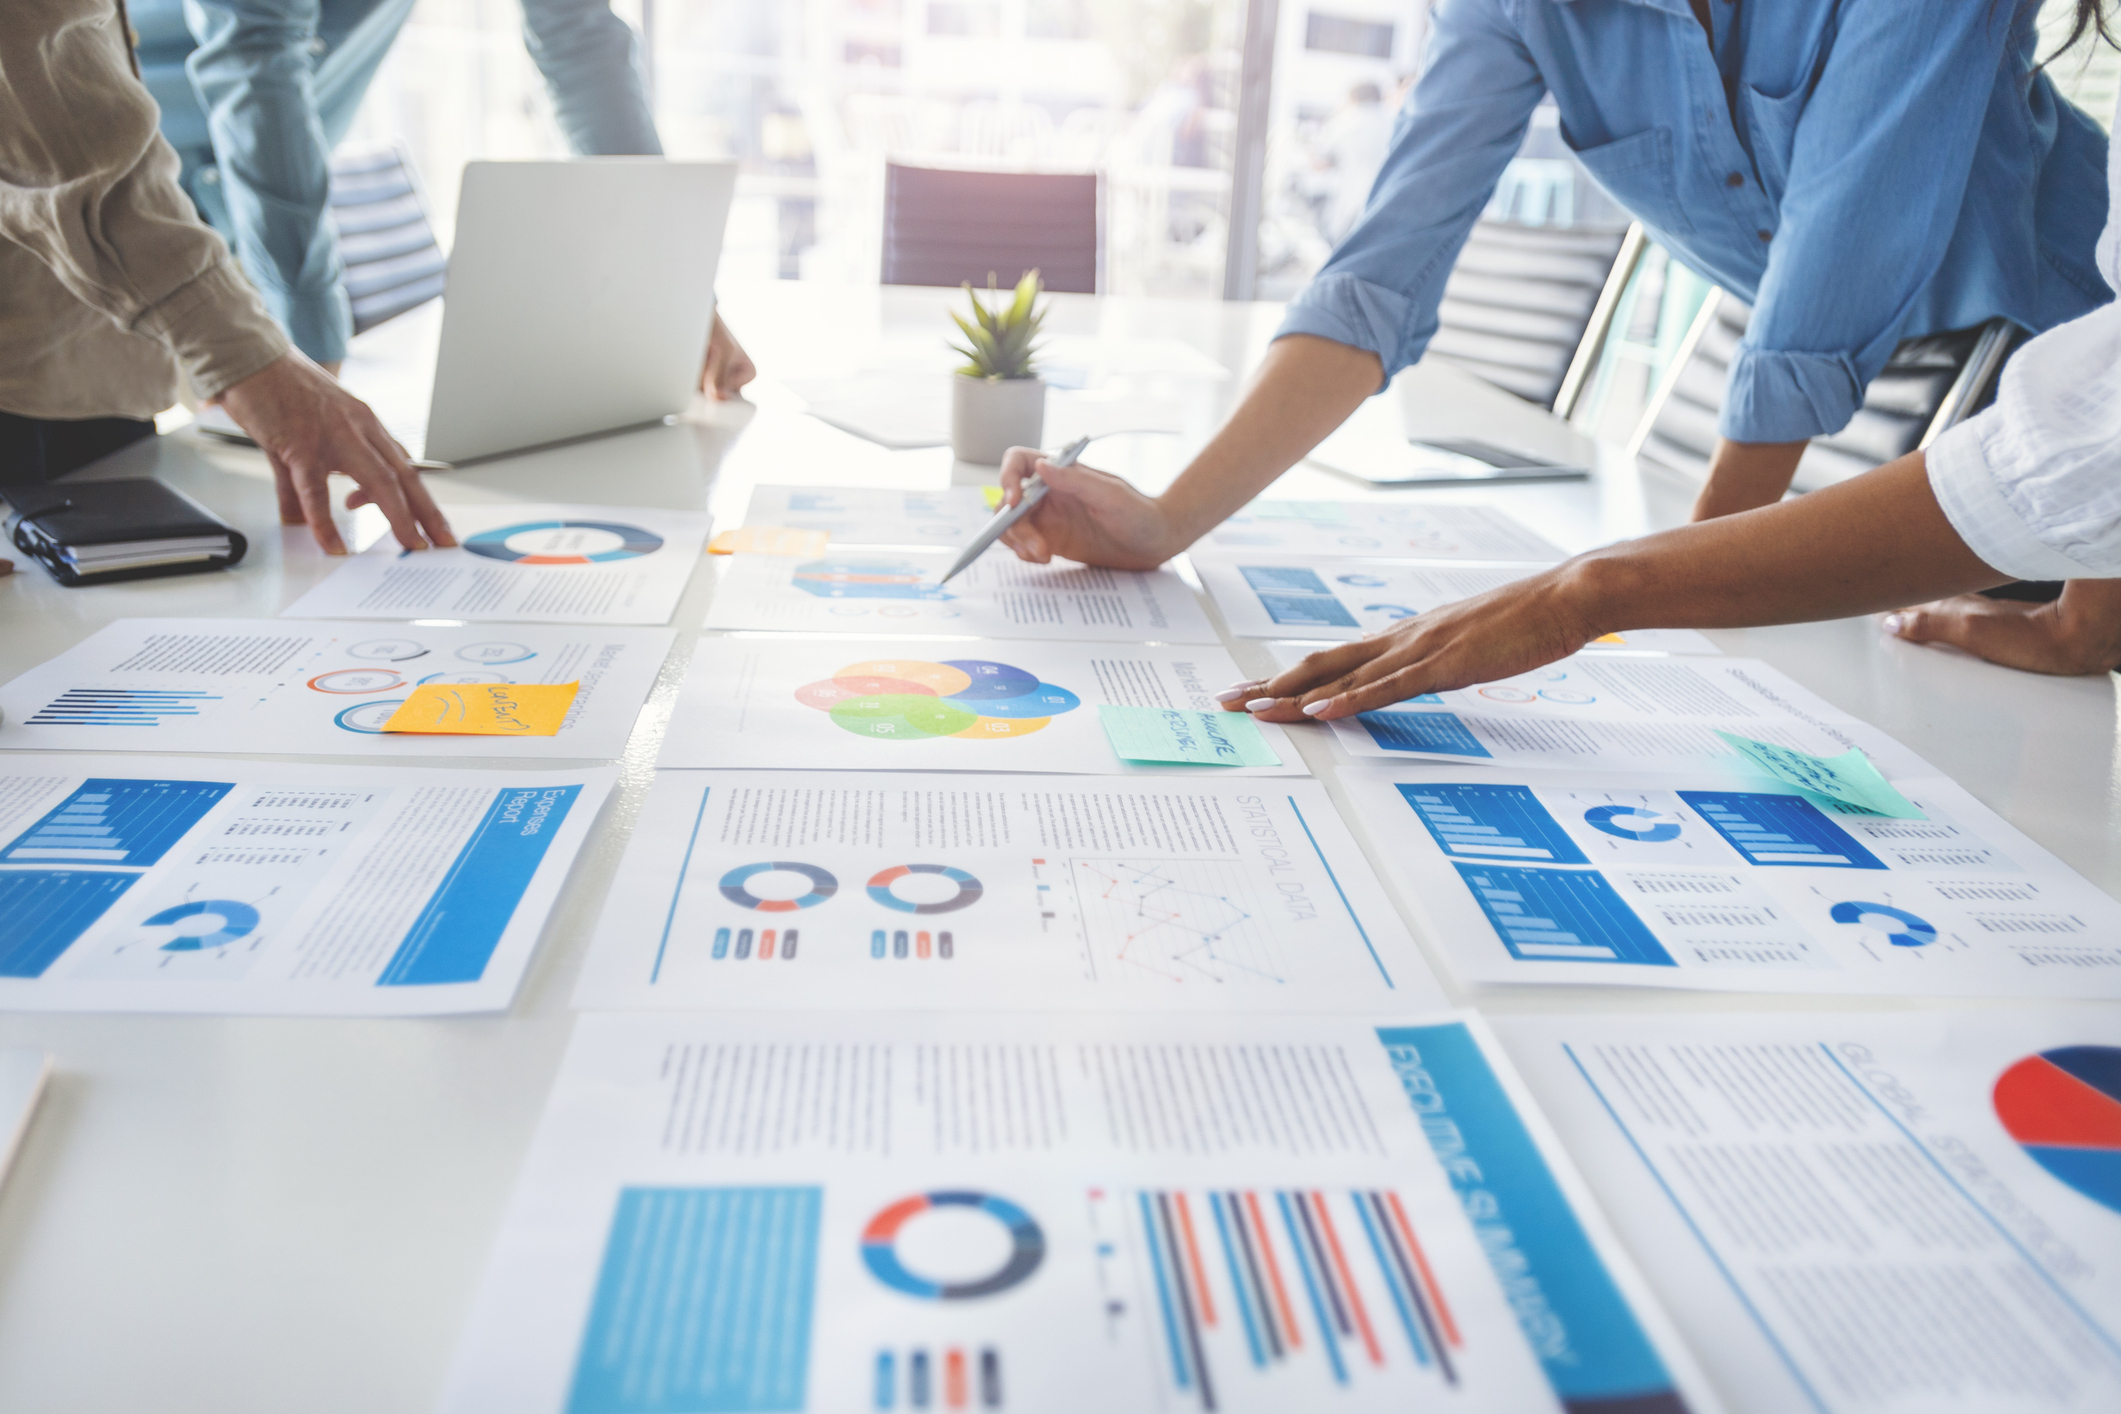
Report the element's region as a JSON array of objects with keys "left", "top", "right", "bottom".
[
  {"left": 381, "top": 682, "right": 578, "bottom": 736},
  {"left": 708, "top": 525, "right": 831, "bottom": 556}
]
